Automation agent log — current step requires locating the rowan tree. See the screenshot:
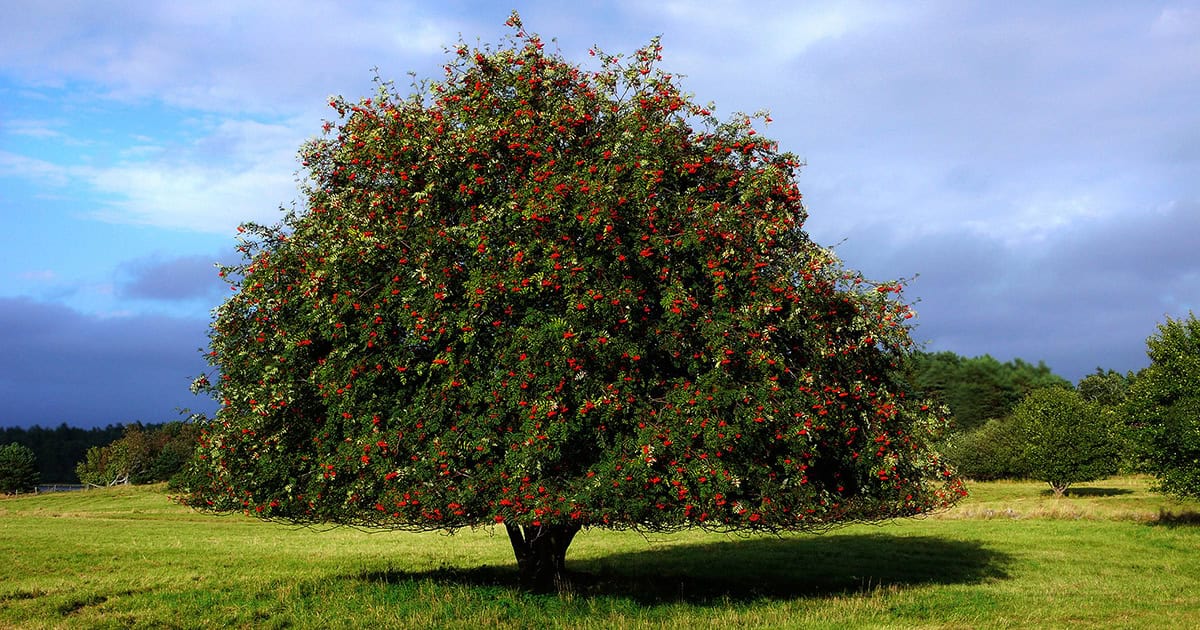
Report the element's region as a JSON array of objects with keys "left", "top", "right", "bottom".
[{"left": 180, "top": 15, "right": 963, "bottom": 591}]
